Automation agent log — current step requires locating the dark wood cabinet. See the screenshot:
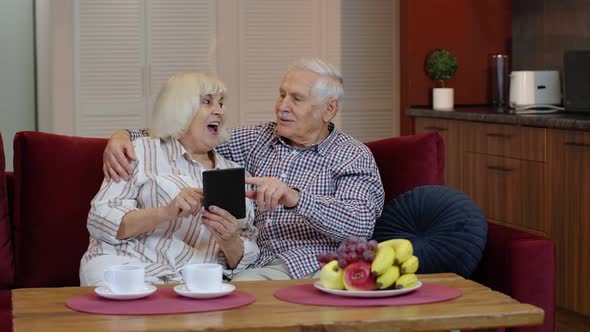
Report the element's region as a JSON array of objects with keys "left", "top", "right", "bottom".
[
  {"left": 463, "top": 153, "right": 546, "bottom": 234},
  {"left": 414, "top": 118, "right": 462, "bottom": 190},
  {"left": 416, "top": 118, "right": 547, "bottom": 235},
  {"left": 414, "top": 114, "right": 590, "bottom": 316},
  {"left": 548, "top": 129, "right": 590, "bottom": 315}
]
